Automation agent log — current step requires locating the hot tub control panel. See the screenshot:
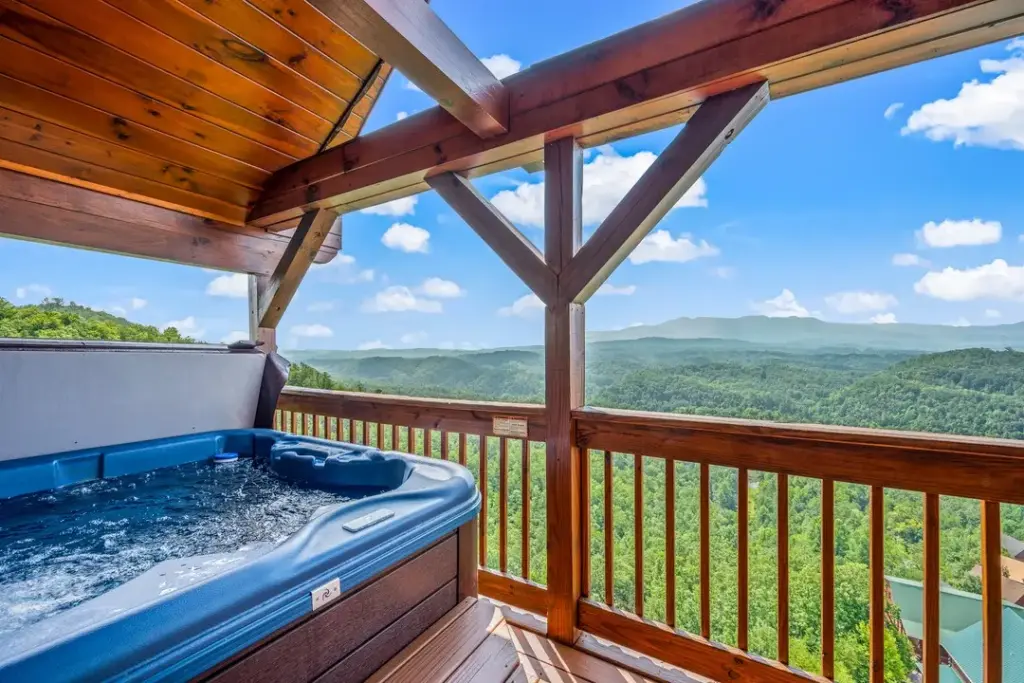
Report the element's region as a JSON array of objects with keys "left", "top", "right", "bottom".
[{"left": 342, "top": 508, "right": 394, "bottom": 533}]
